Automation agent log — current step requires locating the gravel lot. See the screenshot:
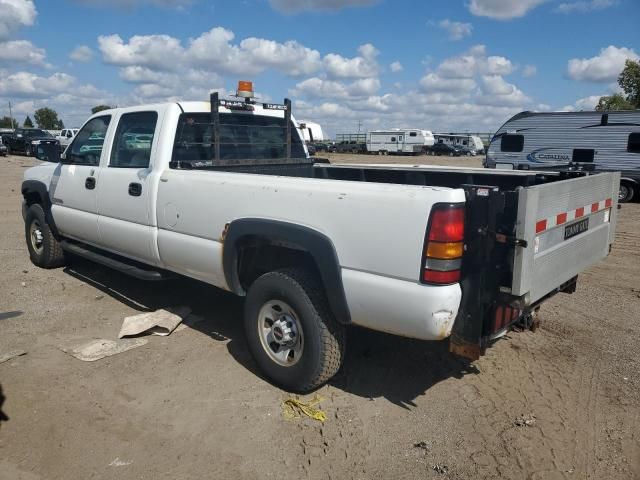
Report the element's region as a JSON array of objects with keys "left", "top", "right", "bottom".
[{"left": 1, "top": 153, "right": 639, "bottom": 479}]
